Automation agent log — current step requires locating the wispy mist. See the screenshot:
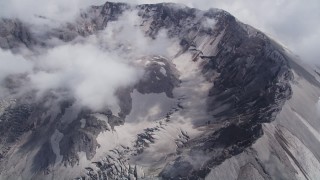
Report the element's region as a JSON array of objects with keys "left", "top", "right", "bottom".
[
  {"left": 0, "top": 49, "right": 33, "bottom": 97},
  {"left": 0, "top": 10, "right": 174, "bottom": 111},
  {"left": 1, "top": 0, "right": 318, "bottom": 63},
  {"left": 0, "top": 0, "right": 105, "bottom": 26},
  {"left": 107, "top": 0, "right": 320, "bottom": 64}
]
